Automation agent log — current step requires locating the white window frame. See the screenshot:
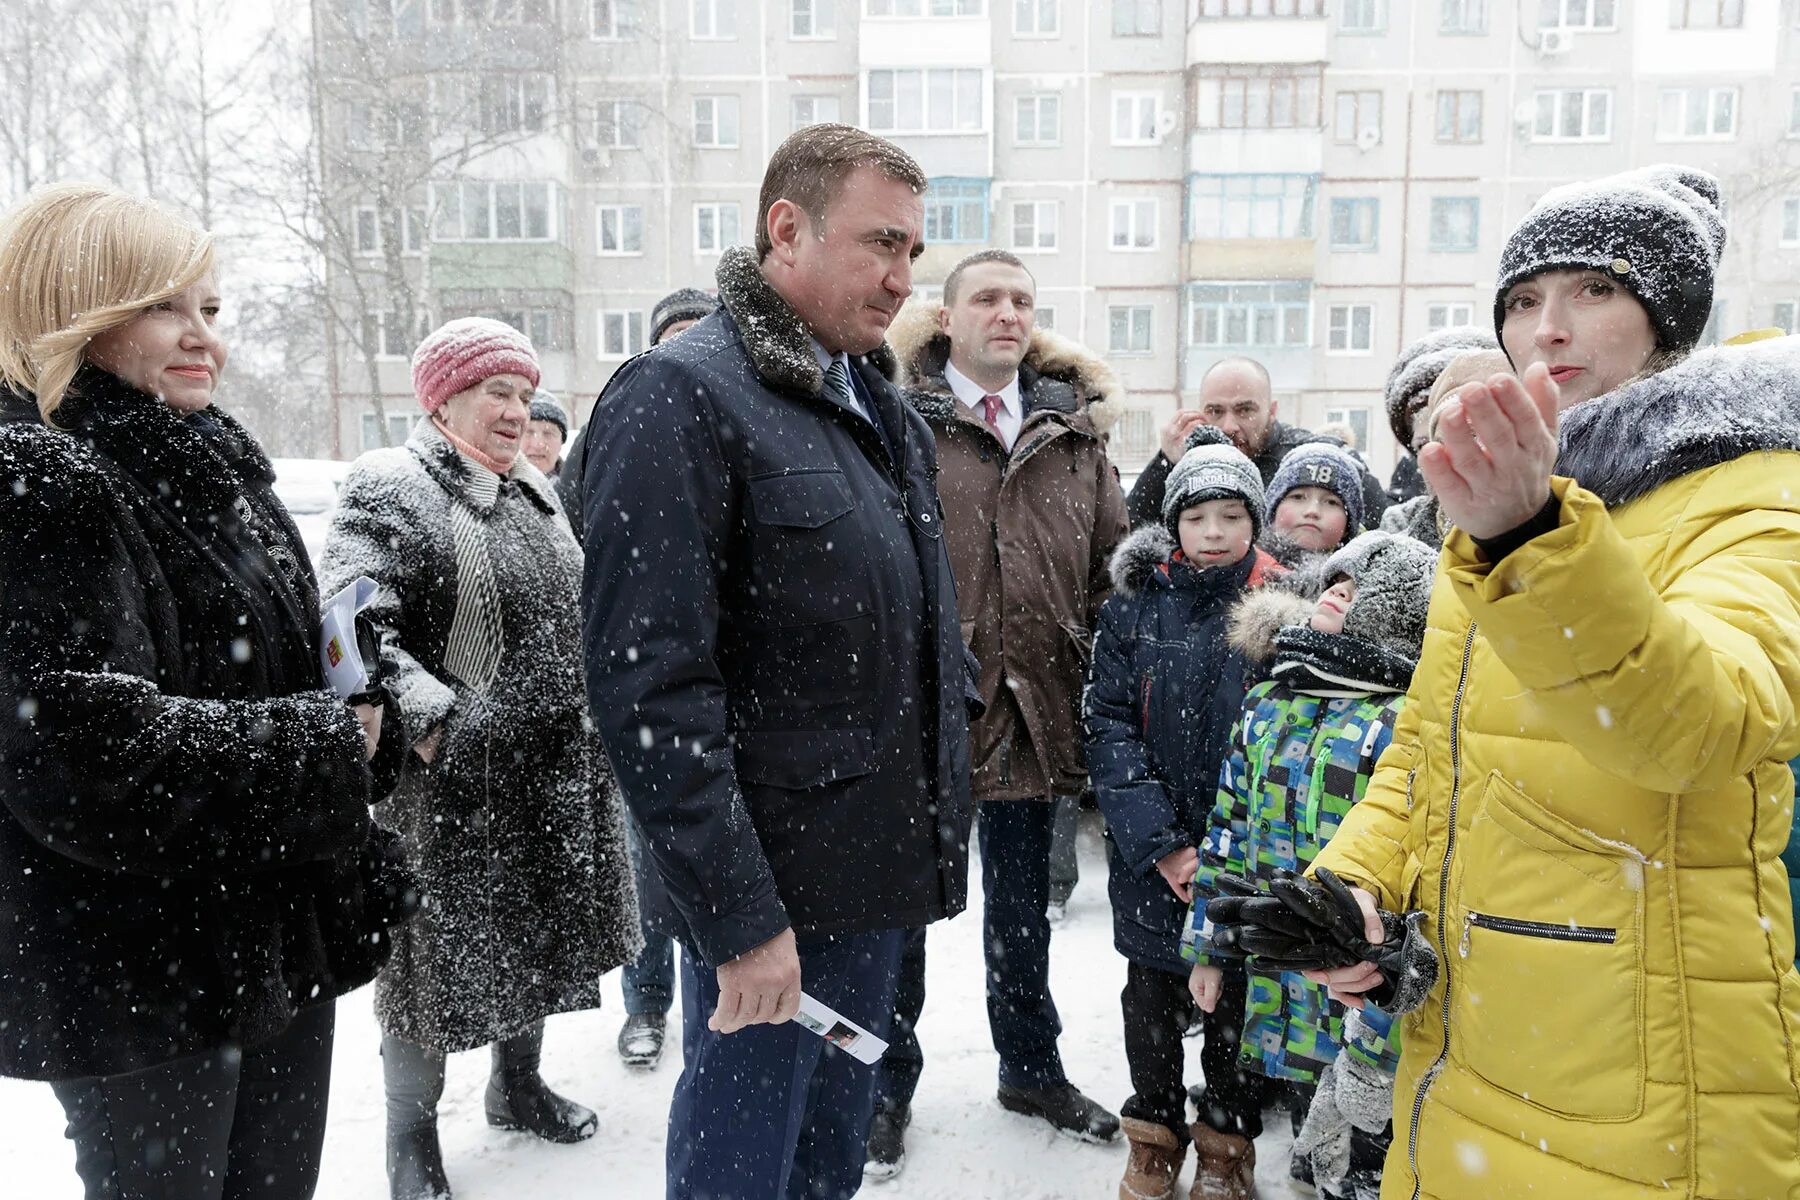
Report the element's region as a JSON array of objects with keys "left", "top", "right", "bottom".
[
  {"left": 690, "top": 0, "right": 736, "bottom": 39},
  {"left": 1656, "top": 86, "right": 1738, "bottom": 142},
  {"left": 1015, "top": 93, "right": 1061, "bottom": 145},
  {"left": 1538, "top": 0, "right": 1616, "bottom": 29},
  {"left": 354, "top": 205, "right": 382, "bottom": 256},
  {"left": 1111, "top": 0, "right": 1160, "bottom": 36},
  {"left": 1781, "top": 197, "right": 1800, "bottom": 247},
  {"left": 790, "top": 0, "right": 836, "bottom": 37},
  {"left": 361, "top": 411, "right": 418, "bottom": 453},
  {"left": 865, "top": 0, "right": 984, "bottom": 15},
  {"left": 596, "top": 99, "right": 642, "bottom": 148},
  {"left": 865, "top": 68, "right": 985, "bottom": 134},
  {"left": 693, "top": 202, "right": 741, "bottom": 254},
  {"left": 1427, "top": 302, "right": 1475, "bottom": 330},
  {"left": 1668, "top": 0, "right": 1744, "bottom": 28},
  {"left": 1328, "top": 197, "right": 1379, "bottom": 252},
  {"left": 1339, "top": 0, "right": 1385, "bottom": 33},
  {"left": 1111, "top": 92, "right": 1161, "bottom": 145},
  {"left": 1440, "top": 0, "right": 1487, "bottom": 33},
  {"left": 1325, "top": 303, "right": 1375, "bottom": 355},
  {"left": 596, "top": 204, "right": 645, "bottom": 256},
  {"left": 790, "top": 95, "right": 842, "bottom": 131},
  {"left": 361, "top": 310, "right": 428, "bottom": 361},
  {"left": 1010, "top": 200, "right": 1059, "bottom": 252},
  {"left": 428, "top": 180, "right": 560, "bottom": 243},
  {"left": 591, "top": 0, "right": 635, "bottom": 38},
  {"left": 1109, "top": 199, "right": 1158, "bottom": 251},
  {"left": 1531, "top": 88, "right": 1612, "bottom": 143},
  {"left": 1333, "top": 90, "right": 1382, "bottom": 144},
  {"left": 1187, "top": 282, "right": 1312, "bottom": 349},
  {"left": 1014, "top": 0, "right": 1058, "bottom": 36},
  {"left": 598, "top": 310, "right": 647, "bottom": 360},
  {"left": 1435, "top": 89, "right": 1482, "bottom": 143},
  {"left": 1107, "top": 304, "right": 1154, "bottom": 356},
  {"left": 476, "top": 72, "right": 554, "bottom": 136},
  {"left": 692, "top": 95, "right": 741, "bottom": 148}
]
